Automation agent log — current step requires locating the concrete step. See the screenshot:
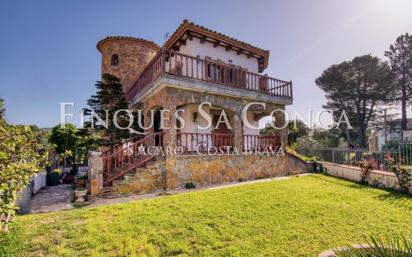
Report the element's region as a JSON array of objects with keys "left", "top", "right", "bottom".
[
  {"left": 98, "top": 192, "right": 120, "bottom": 199},
  {"left": 101, "top": 186, "right": 116, "bottom": 193},
  {"left": 112, "top": 179, "right": 125, "bottom": 186},
  {"left": 124, "top": 175, "right": 140, "bottom": 183},
  {"left": 100, "top": 185, "right": 120, "bottom": 198},
  {"left": 134, "top": 167, "right": 147, "bottom": 173}
]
